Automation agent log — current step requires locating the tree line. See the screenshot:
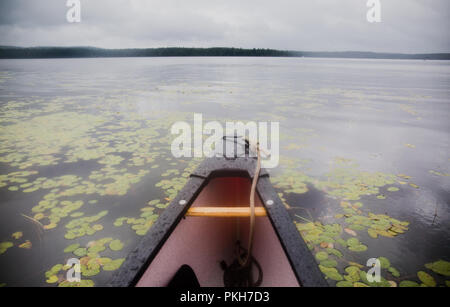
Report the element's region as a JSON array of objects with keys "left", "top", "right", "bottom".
[{"left": 0, "top": 46, "right": 448, "bottom": 60}]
